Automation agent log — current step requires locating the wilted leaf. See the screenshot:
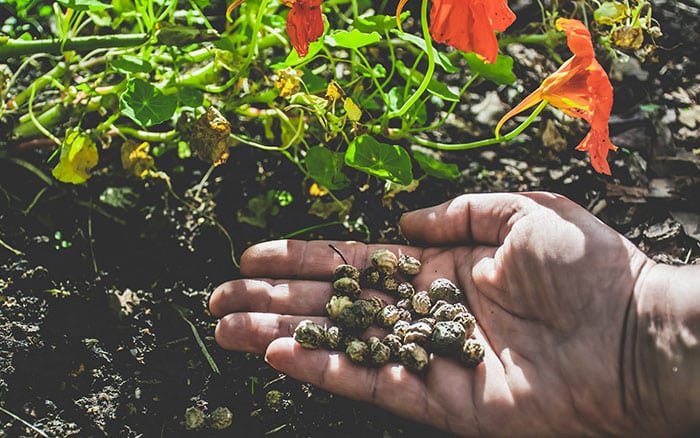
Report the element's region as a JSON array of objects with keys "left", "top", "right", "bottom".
[
  {"left": 594, "top": 2, "right": 628, "bottom": 25},
  {"left": 121, "top": 140, "right": 154, "bottom": 178},
  {"left": 189, "top": 106, "right": 231, "bottom": 166},
  {"left": 52, "top": 129, "right": 98, "bottom": 184},
  {"left": 120, "top": 78, "right": 178, "bottom": 128},
  {"left": 345, "top": 135, "right": 413, "bottom": 185},
  {"left": 308, "top": 196, "right": 354, "bottom": 220},
  {"left": 99, "top": 187, "right": 137, "bottom": 209},
  {"left": 275, "top": 67, "right": 303, "bottom": 97},
  {"left": 344, "top": 98, "right": 362, "bottom": 121},
  {"left": 611, "top": 26, "right": 644, "bottom": 50}
]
